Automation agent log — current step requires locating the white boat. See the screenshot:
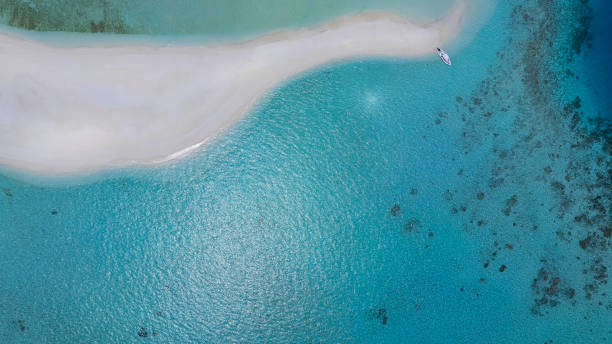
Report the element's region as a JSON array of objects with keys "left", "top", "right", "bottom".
[{"left": 437, "top": 48, "right": 451, "bottom": 66}]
